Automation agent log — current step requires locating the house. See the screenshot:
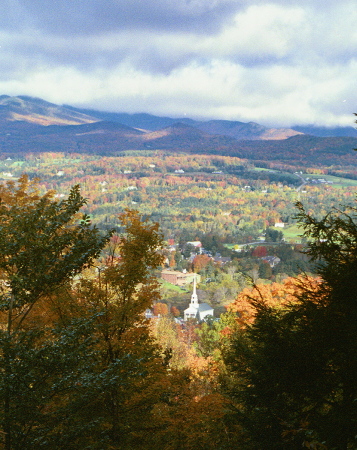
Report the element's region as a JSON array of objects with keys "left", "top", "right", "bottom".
[
  {"left": 213, "top": 254, "right": 231, "bottom": 265},
  {"left": 184, "top": 275, "right": 214, "bottom": 321},
  {"left": 186, "top": 241, "right": 202, "bottom": 249},
  {"left": 261, "top": 256, "right": 281, "bottom": 268},
  {"left": 144, "top": 308, "right": 154, "bottom": 319},
  {"left": 161, "top": 270, "right": 201, "bottom": 286},
  {"left": 274, "top": 222, "right": 285, "bottom": 228}
]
